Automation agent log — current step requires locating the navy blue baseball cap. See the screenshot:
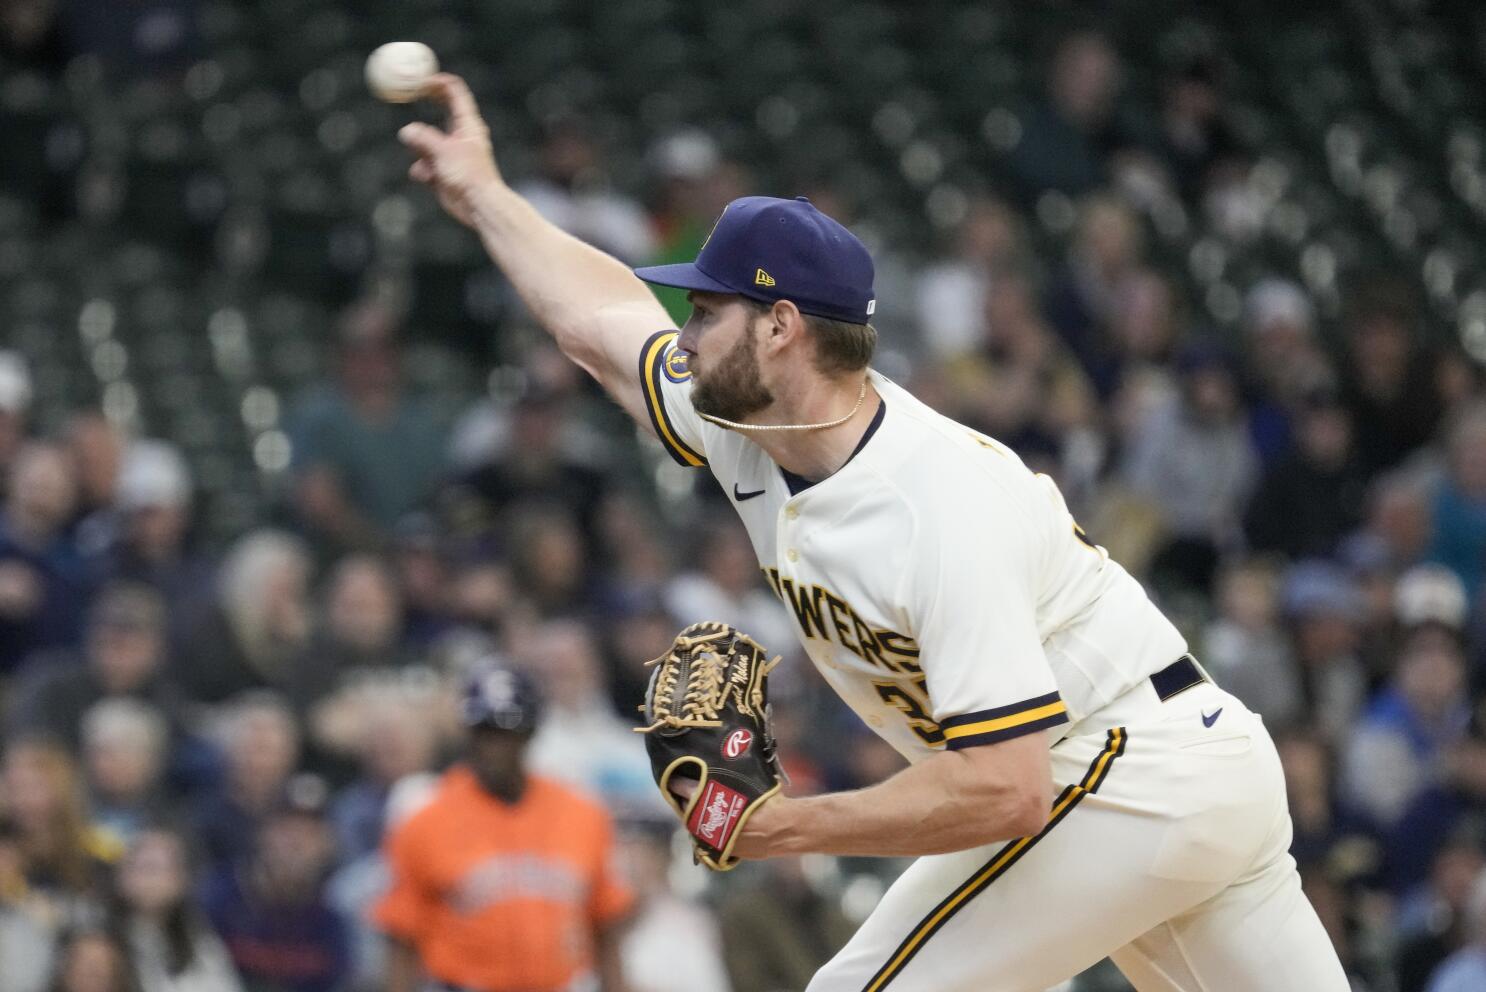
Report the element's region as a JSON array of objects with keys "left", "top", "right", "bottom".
[
  {"left": 461, "top": 661, "right": 543, "bottom": 733},
  {"left": 635, "top": 195, "right": 877, "bottom": 325}
]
